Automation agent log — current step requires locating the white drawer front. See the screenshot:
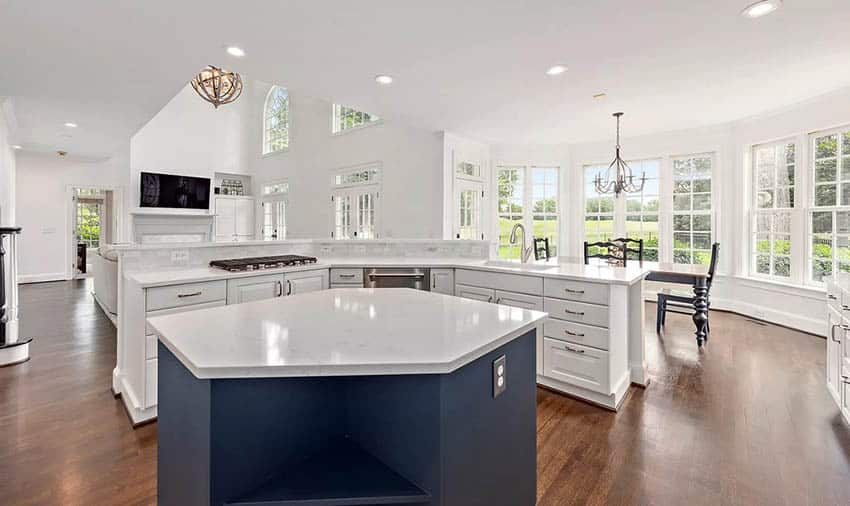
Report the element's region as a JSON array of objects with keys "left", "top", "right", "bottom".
[
  {"left": 330, "top": 268, "right": 364, "bottom": 285},
  {"left": 146, "top": 280, "right": 226, "bottom": 311},
  {"left": 544, "top": 298, "right": 609, "bottom": 328},
  {"left": 145, "top": 334, "right": 158, "bottom": 360},
  {"left": 543, "top": 338, "right": 609, "bottom": 394},
  {"left": 544, "top": 318, "right": 609, "bottom": 351},
  {"left": 145, "top": 358, "right": 158, "bottom": 408},
  {"left": 455, "top": 283, "right": 495, "bottom": 303},
  {"left": 330, "top": 283, "right": 363, "bottom": 289},
  {"left": 455, "top": 269, "right": 543, "bottom": 296},
  {"left": 495, "top": 290, "right": 544, "bottom": 311},
  {"left": 145, "top": 300, "right": 227, "bottom": 335},
  {"left": 544, "top": 278, "right": 609, "bottom": 306}
]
